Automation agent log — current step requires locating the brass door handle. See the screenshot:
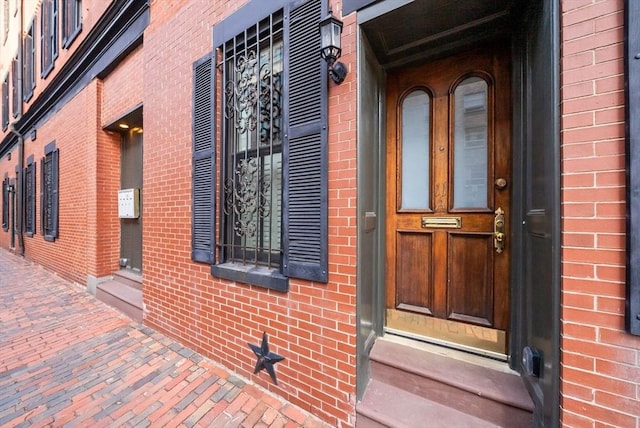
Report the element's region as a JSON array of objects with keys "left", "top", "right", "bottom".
[{"left": 494, "top": 207, "right": 505, "bottom": 253}]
